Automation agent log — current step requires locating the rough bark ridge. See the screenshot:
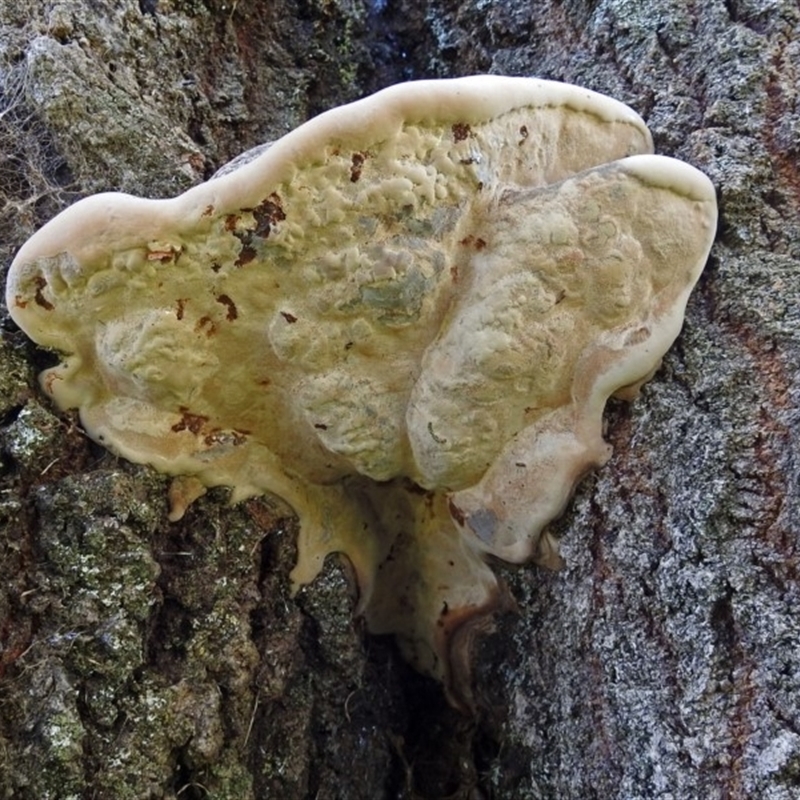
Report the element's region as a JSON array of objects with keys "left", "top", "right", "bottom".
[{"left": 0, "top": 1, "right": 798, "bottom": 798}]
